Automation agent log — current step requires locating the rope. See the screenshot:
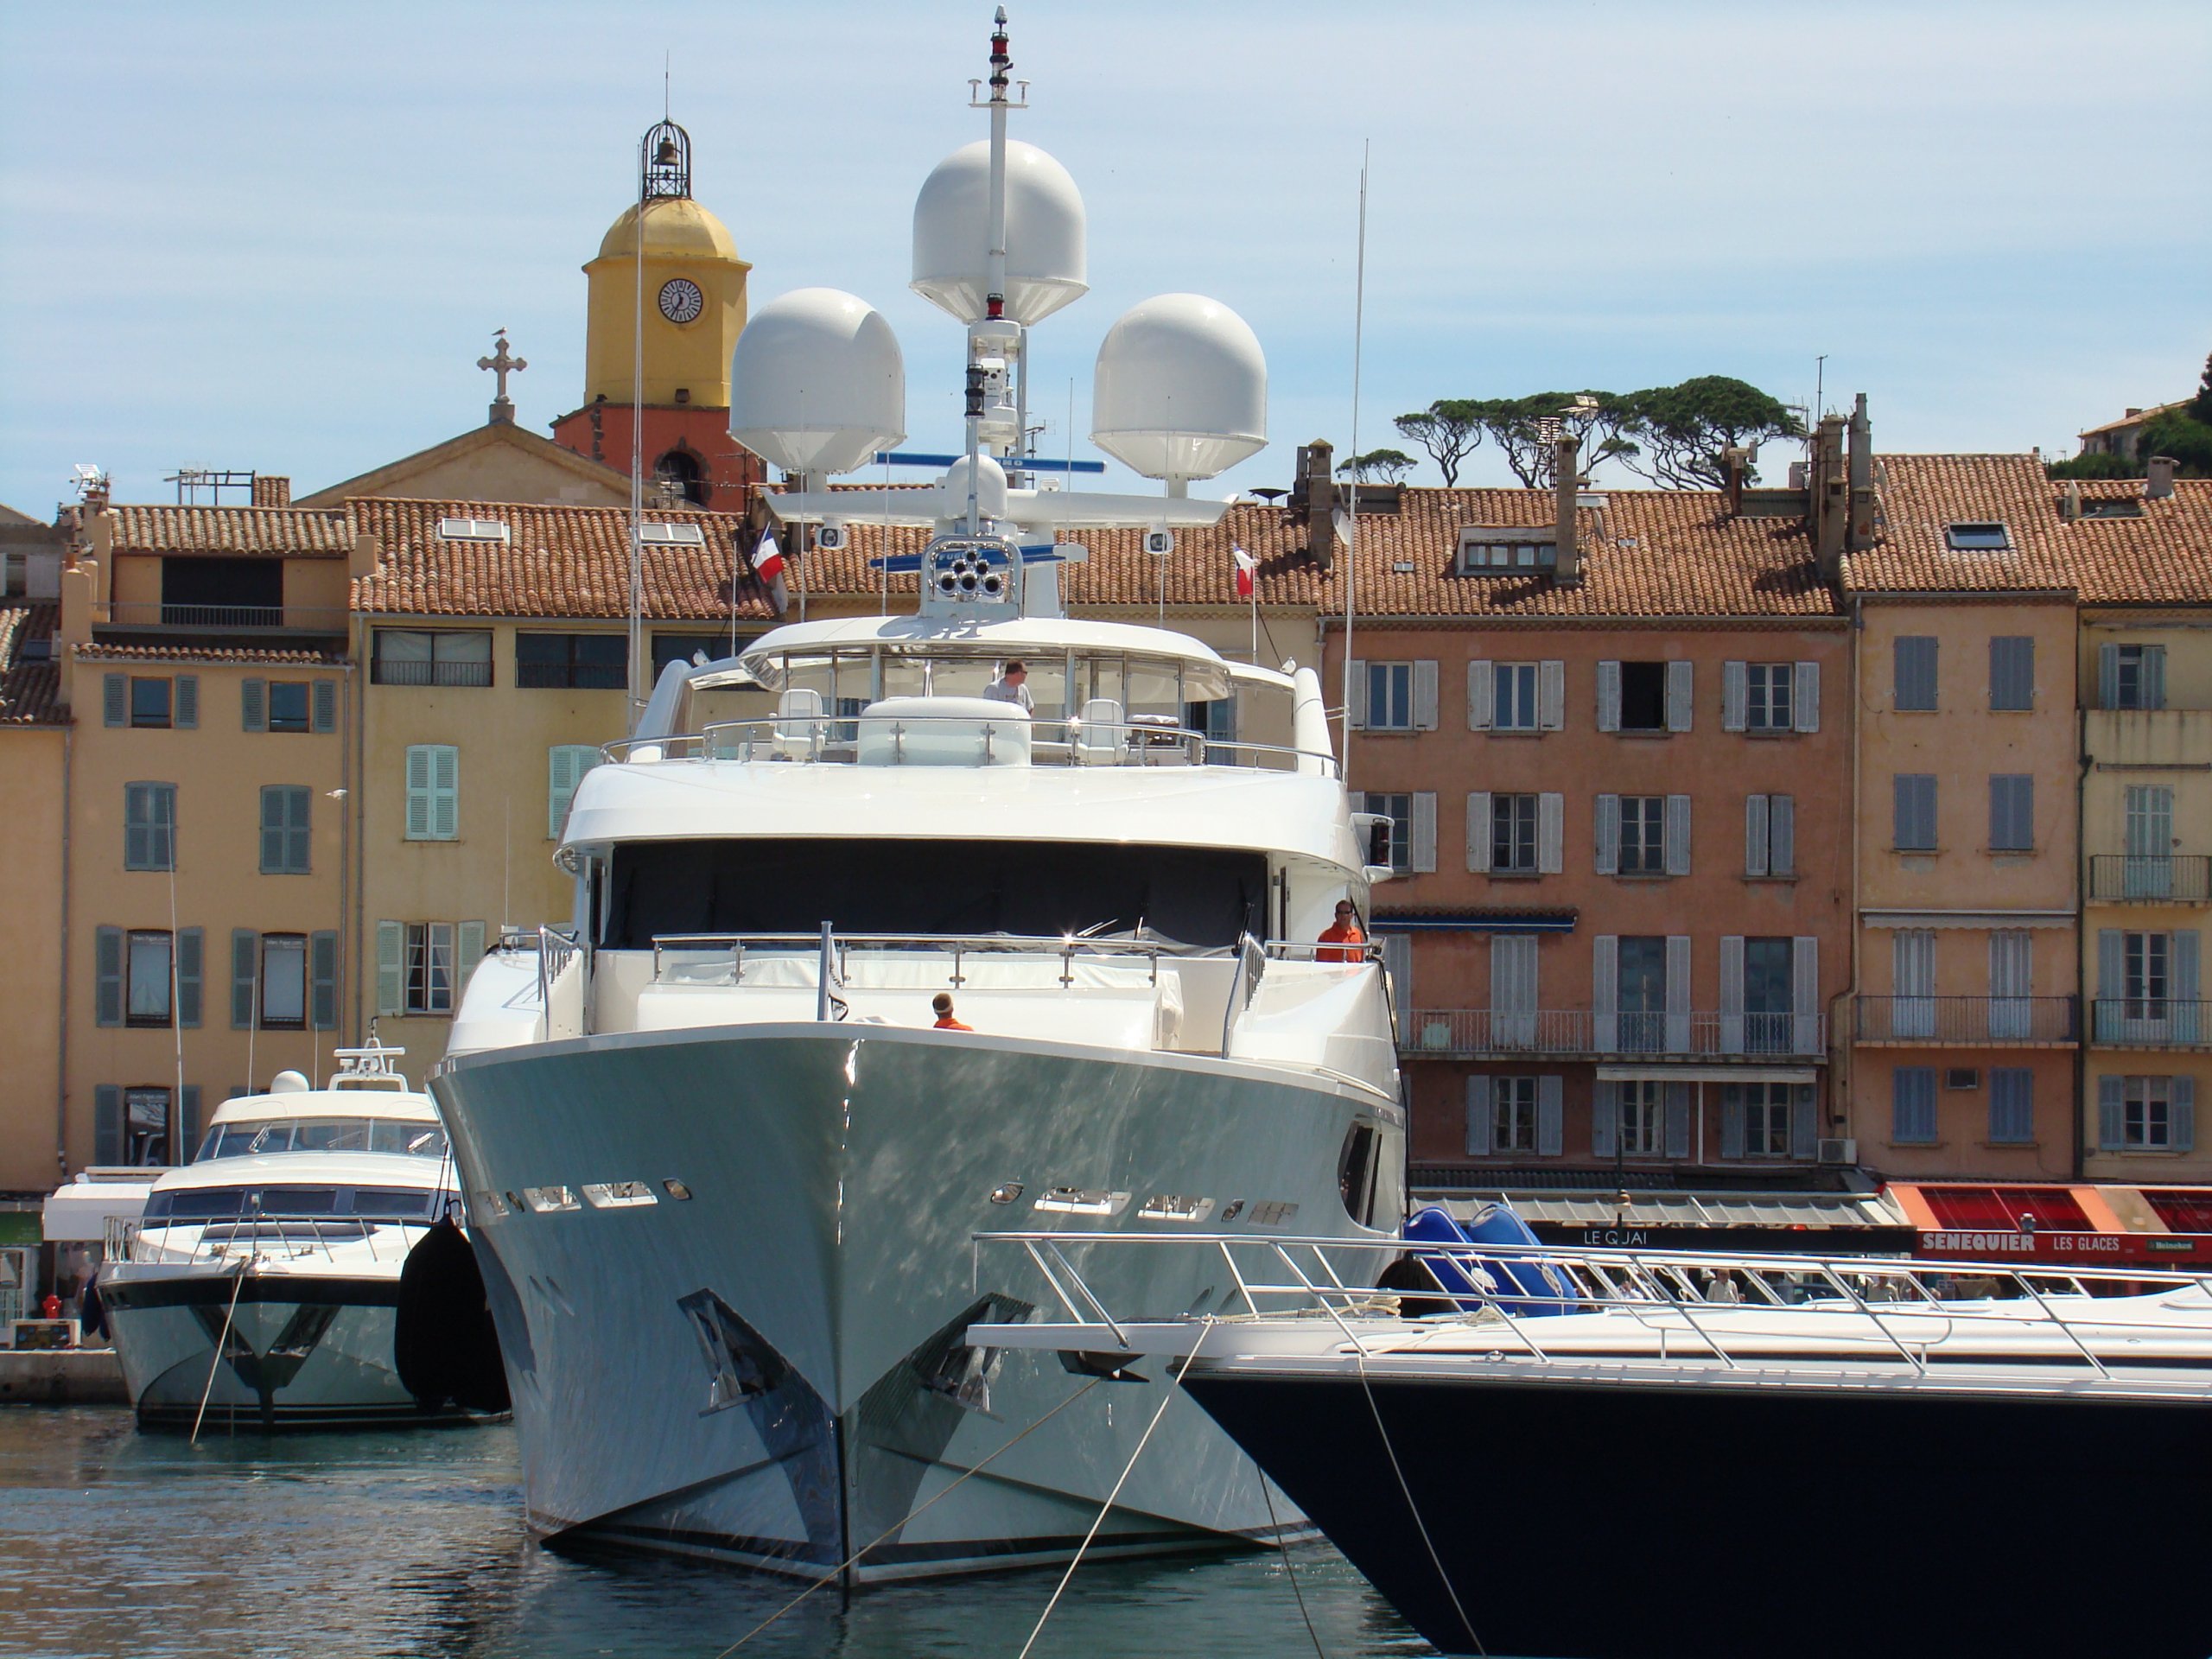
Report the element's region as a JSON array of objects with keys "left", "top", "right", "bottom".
[
  {"left": 1014, "top": 1329, "right": 1208, "bottom": 1659},
  {"left": 1259, "top": 1472, "right": 1326, "bottom": 1659},
  {"left": 1351, "top": 1344, "right": 1485, "bottom": 1656},
  {"left": 190, "top": 1256, "right": 250, "bottom": 1444},
  {"left": 718, "top": 1376, "right": 1104, "bottom": 1656}
]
